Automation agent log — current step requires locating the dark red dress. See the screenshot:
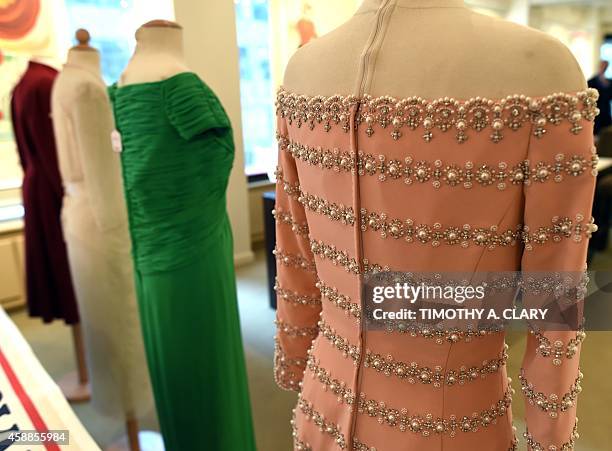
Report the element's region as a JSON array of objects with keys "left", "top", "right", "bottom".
[{"left": 10, "top": 61, "right": 79, "bottom": 324}]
